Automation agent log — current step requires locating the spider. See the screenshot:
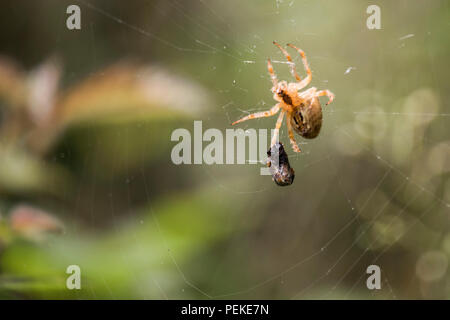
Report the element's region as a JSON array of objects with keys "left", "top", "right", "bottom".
[{"left": 232, "top": 41, "right": 335, "bottom": 153}]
